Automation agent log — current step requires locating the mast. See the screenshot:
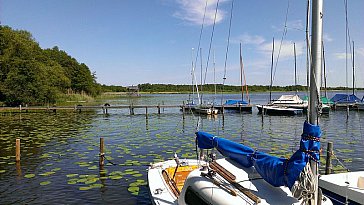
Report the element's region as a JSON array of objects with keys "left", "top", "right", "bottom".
[
  {"left": 294, "top": 43, "right": 297, "bottom": 95},
  {"left": 352, "top": 41, "right": 355, "bottom": 95},
  {"left": 322, "top": 41, "right": 327, "bottom": 98},
  {"left": 200, "top": 48, "right": 203, "bottom": 104},
  {"left": 213, "top": 49, "right": 217, "bottom": 104},
  {"left": 269, "top": 38, "right": 275, "bottom": 103},
  {"left": 306, "top": 0, "right": 311, "bottom": 106},
  {"left": 191, "top": 48, "right": 195, "bottom": 103},
  {"left": 309, "top": 0, "right": 323, "bottom": 204},
  {"left": 240, "top": 43, "right": 244, "bottom": 101}
]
